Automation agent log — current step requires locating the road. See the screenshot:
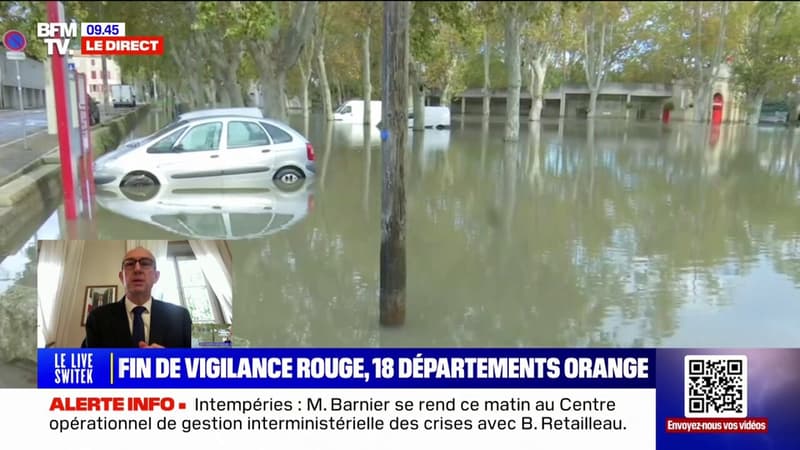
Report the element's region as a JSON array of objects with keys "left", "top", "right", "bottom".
[
  {"left": 0, "top": 106, "right": 138, "bottom": 146},
  {"left": 0, "top": 109, "right": 48, "bottom": 143}
]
